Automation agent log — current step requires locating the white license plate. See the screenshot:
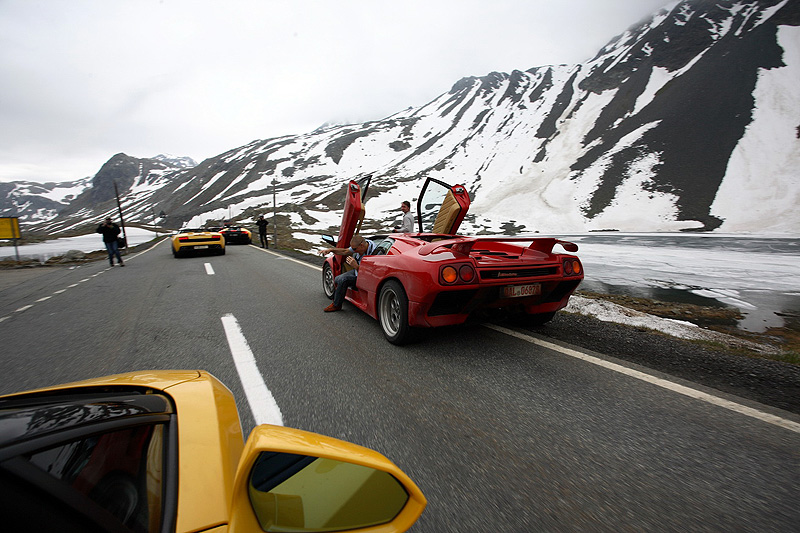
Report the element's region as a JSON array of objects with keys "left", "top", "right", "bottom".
[
  {"left": 195, "top": 245, "right": 209, "bottom": 249},
  {"left": 502, "top": 283, "right": 541, "bottom": 298}
]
